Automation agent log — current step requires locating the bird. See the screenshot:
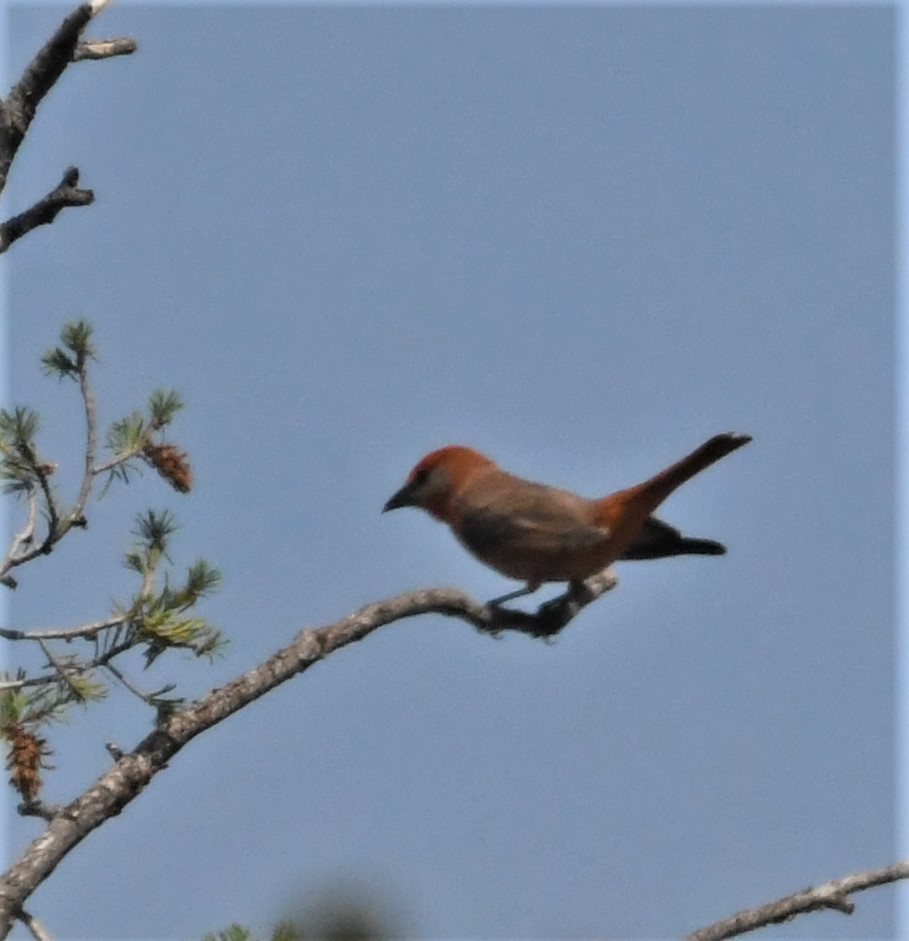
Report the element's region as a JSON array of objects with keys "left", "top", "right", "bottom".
[{"left": 383, "top": 432, "right": 751, "bottom": 605}]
